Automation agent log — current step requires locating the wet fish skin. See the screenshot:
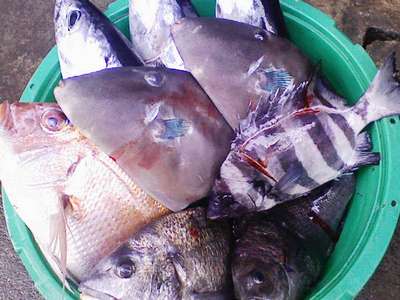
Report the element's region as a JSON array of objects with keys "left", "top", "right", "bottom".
[
  {"left": 209, "top": 53, "right": 400, "bottom": 218},
  {"left": 55, "top": 0, "right": 142, "bottom": 79},
  {"left": 172, "top": 17, "right": 312, "bottom": 129},
  {"left": 232, "top": 175, "right": 355, "bottom": 300},
  {"left": 216, "top": 0, "right": 288, "bottom": 37},
  {"left": 80, "top": 208, "right": 232, "bottom": 300},
  {"left": 55, "top": 66, "right": 234, "bottom": 212},
  {"left": 129, "top": 0, "right": 197, "bottom": 70},
  {"left": 0, "top": 101, "right": 169, "bottom": 280}
]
